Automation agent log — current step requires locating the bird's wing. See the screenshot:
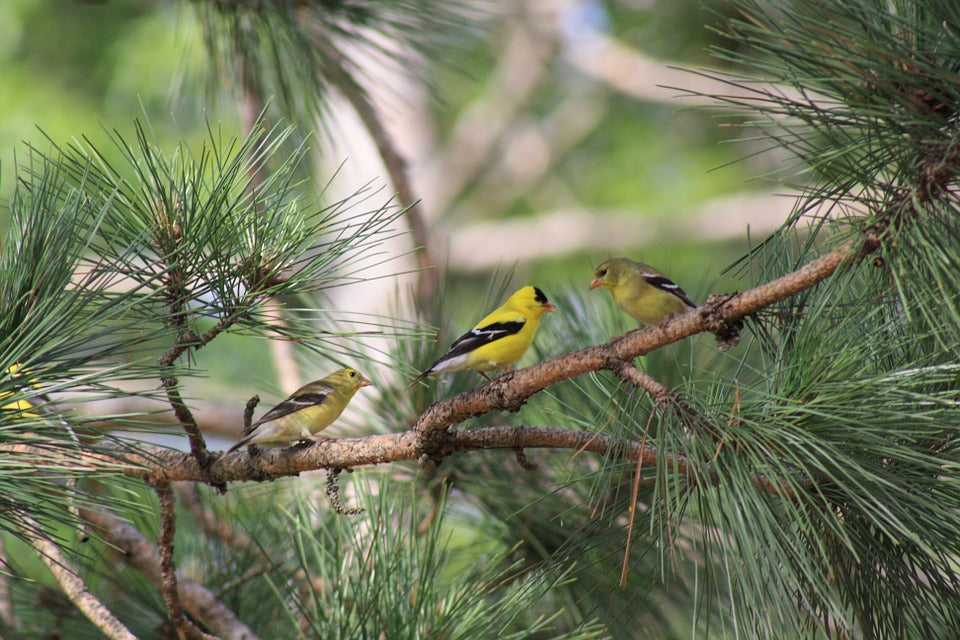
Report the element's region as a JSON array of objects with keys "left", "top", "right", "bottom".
[
  {"left": 641, "top": 273, "right": 697, "bottom": 308},
  {"left": 443, "top": 318, "right": 527, "bottom": 360},
  {"left": 253, "top": 383, "right": 334, "bottom": 426}
]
